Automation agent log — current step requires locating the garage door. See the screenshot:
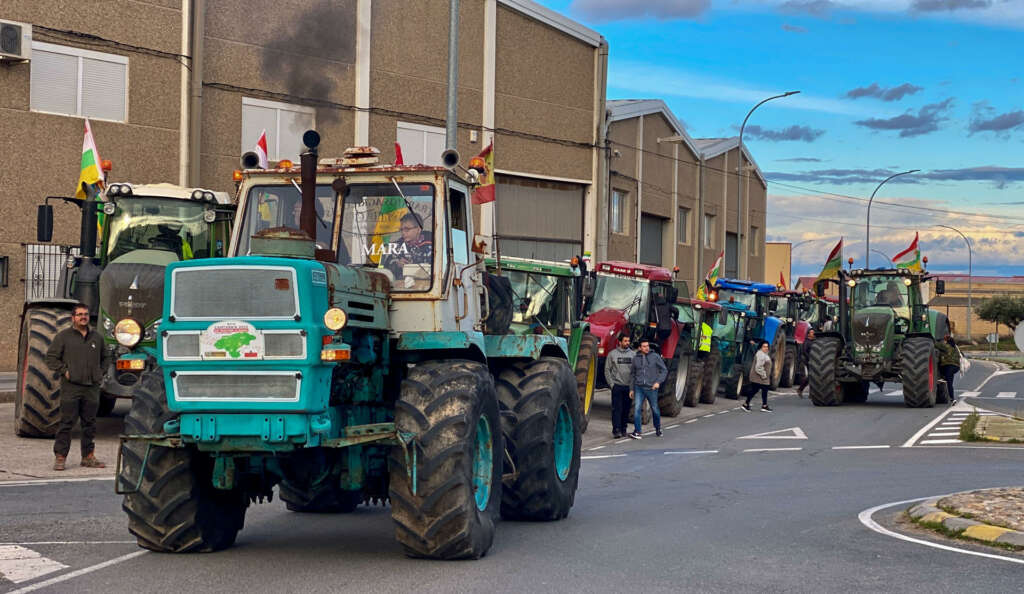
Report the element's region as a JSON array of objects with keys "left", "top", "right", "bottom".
[
  {"left": 639, "top": 214, "right": 664, "bottom": 266},
  {"left": 495, "top": 175, "right": 584, "bottom": 261}
]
